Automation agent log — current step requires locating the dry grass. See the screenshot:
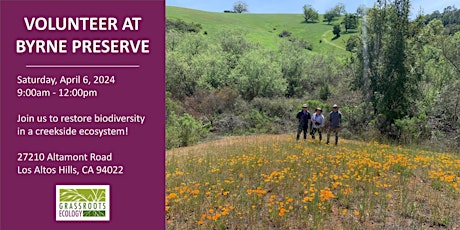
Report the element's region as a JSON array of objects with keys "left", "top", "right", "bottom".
[{"left": 166, "top": 134, "right": 460, "bottom": 229}]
